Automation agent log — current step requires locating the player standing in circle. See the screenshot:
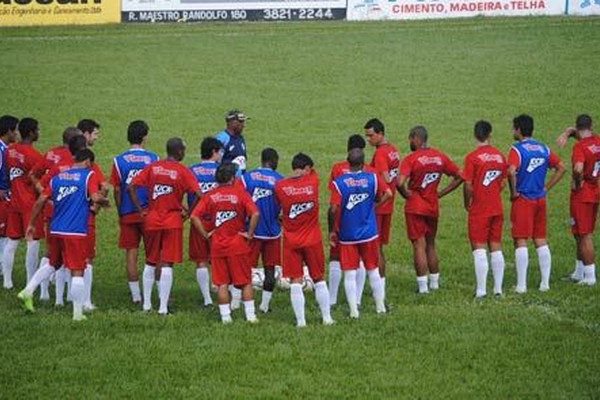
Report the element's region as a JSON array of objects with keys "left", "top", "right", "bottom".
[
  {"left": 328, "top": 148, "right": 391, "bottom": 318},
  {"left": 397, "top": 126, "right": 463, "bottom": 294},
  {"left": 241, "top": 148, "right": 284, "bottom": 313},
  {"left": 274, "top": 153, "right": 333, "bottom": 327},
  {"left": 128, "top": 138, "right": 202, "bottom": 315},
  {"left": 462, "top": 121, "right": 507, "bottom": 298},
  {"left": 188, "top": 137, "right": 223, "bottom": 307},
  {"left": 216, "top": 109, "right": 248, "bottom": 176},
  {"left": 508, "top": 114, "right": 565, "bottom": 293},
  {"left": 364, "top": 118, "right": 398, "bottom": 300},
  {"left": 191, "top": 163, "right": 260, "bottom": 324},
  {"left": 110, "top": 121, "right": 159, "bottom": 304},
  {"left": 0, "top": 116, "right": 19, "bottom": 278}
]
